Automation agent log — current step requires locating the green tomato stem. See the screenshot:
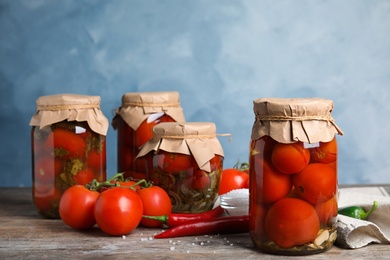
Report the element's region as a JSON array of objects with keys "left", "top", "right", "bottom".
[
  {"left": 85, "top": 172, "right": 126, "bottom": 191},
  {"left": 133, "top": 179, "right": 153, "bottom": 189}
]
